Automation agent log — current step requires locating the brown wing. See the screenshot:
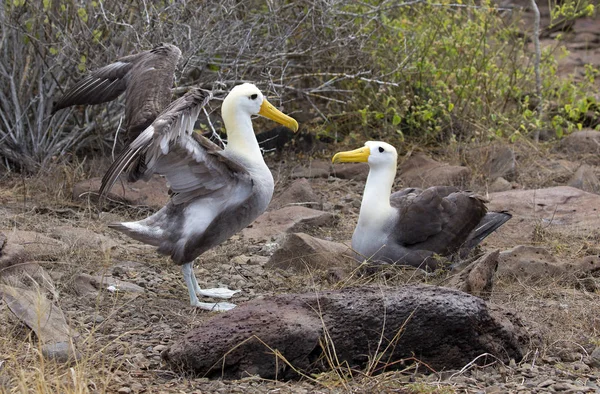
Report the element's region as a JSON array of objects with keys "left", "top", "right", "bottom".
[
  {"left": 123, "top": 43, "right": 181, "bottom": 141},
  {"left": 52, "top": 44, "right": 181, "bottom": 143},
  {"left": 390, "top": 186, "right": 487, "bottom": 255},
  {"left": 99, "top": 88, "right": 252, "bottom": 206},
  {"left": 51, "top": 58, "right": 136, "bottom": 113}
]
